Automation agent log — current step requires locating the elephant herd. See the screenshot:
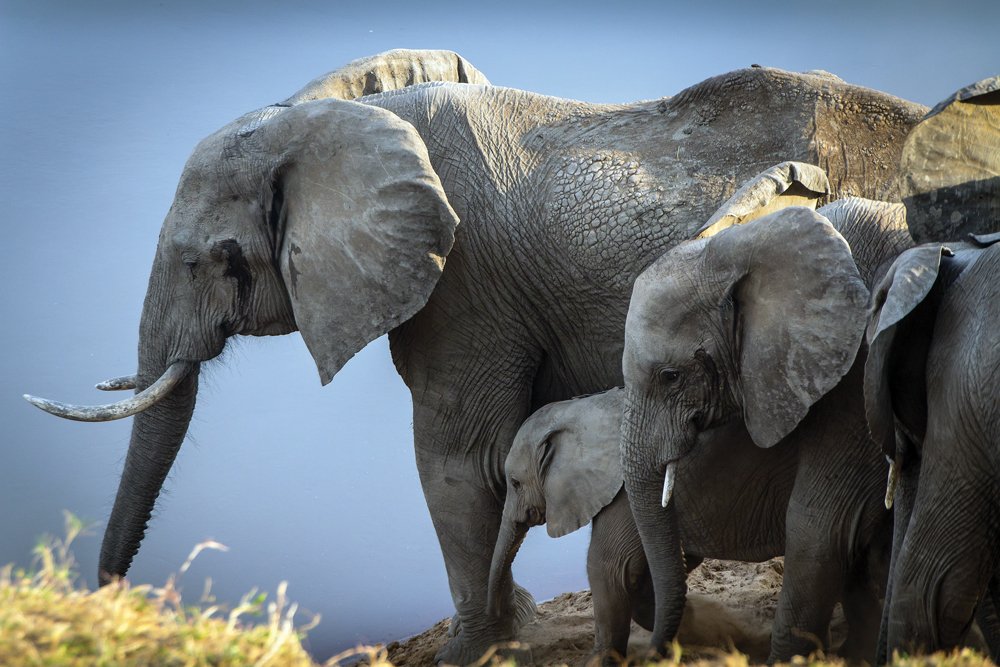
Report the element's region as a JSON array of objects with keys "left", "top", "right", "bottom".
[{"left": 25, "top": 49, "right": 1000, "bottom": 664}]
